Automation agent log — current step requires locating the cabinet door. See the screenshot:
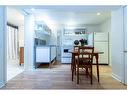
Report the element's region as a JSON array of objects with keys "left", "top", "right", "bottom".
[
  {"left": 20, "top": 47, "right": 24, "bottom": 64},
  {"left": 94, "top": 42, "right": 109, "bottom": 64},
  {"left": 36, "top": 47, "right": 50, "bottom": 62}
]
